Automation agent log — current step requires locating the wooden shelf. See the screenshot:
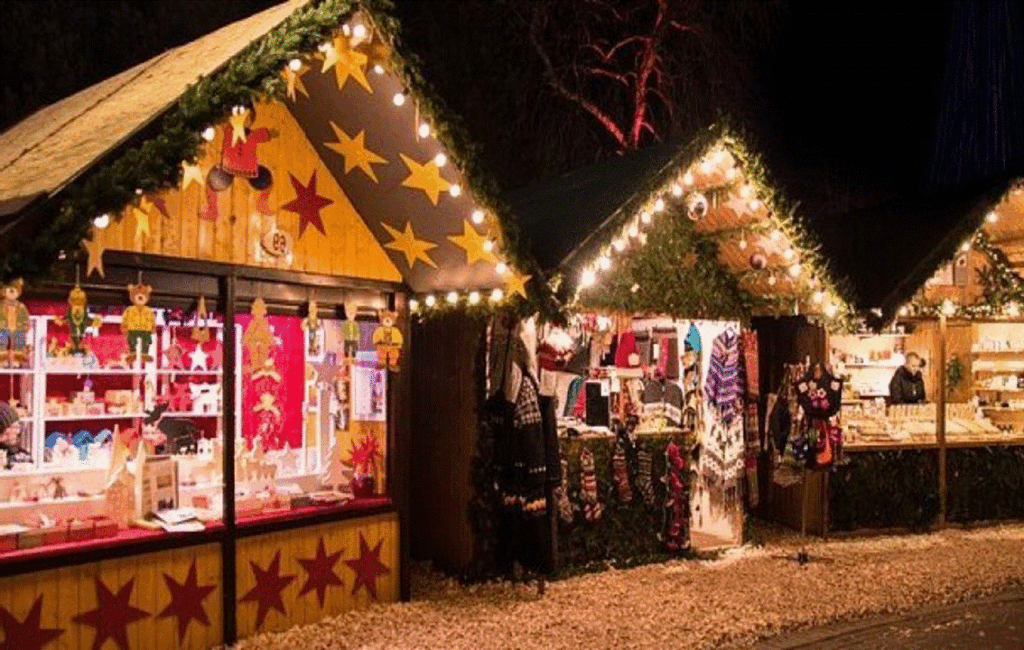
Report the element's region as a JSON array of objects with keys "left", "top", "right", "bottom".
[
  {"left": 974, "top": 385, "right": 1024, "bottom": 393},
  {"left": 841, "top": 363, "right": 902, "bottom": 369},
  {"left": 43, "top": 368, "right": 221, "bottom": 376},
  {"left": 45, "top": 411, "right": 222, "bottom": 422},
  {"left": 971, "top": 349, "right": 1024, "bottom": 356}
]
